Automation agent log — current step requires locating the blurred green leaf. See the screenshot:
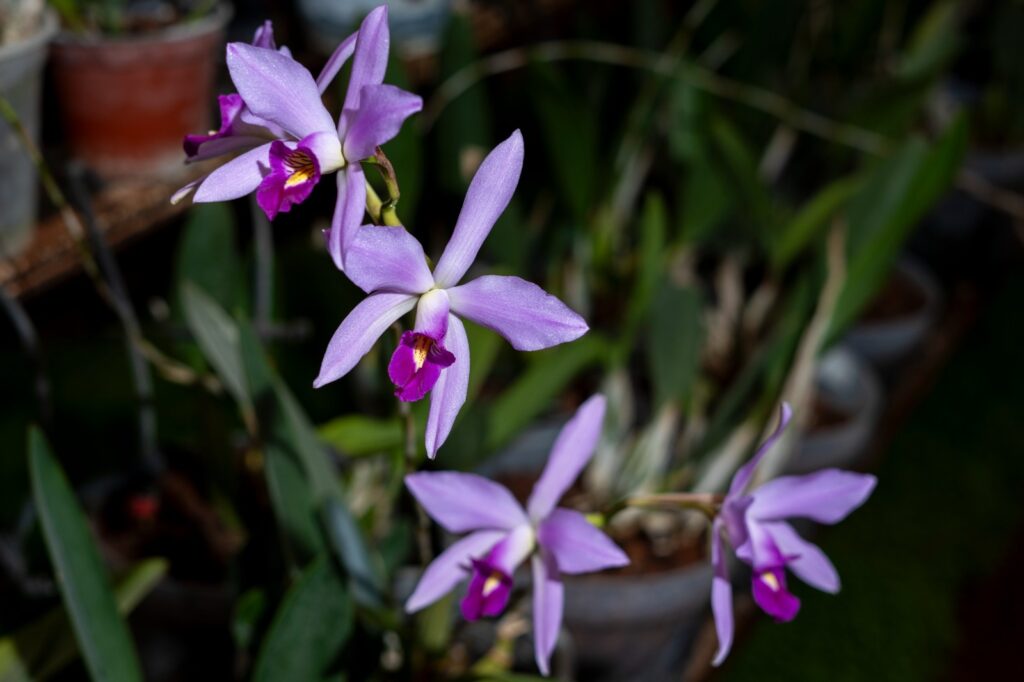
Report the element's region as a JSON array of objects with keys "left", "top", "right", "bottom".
[
  {"left": 318, "top": 415, "right": 402, "bottom": 457},
  {"left": 679, "top": 160, "right": 732, "bottom": 244},
  {"left": 181, "top": 281, "right": 253, "bottom": 418},
  {"left": 383, "top": 62, "right": 423, "bottom": 220},
  {"left": 0, "top": 559, "right": 165, "bottom": 682},
  {"left": 174, "top": 204, "right": 246, "bottom": 315},
  {"left": 252, "top": 556, "right": 354, "bottom": 682},
  {"left": 709, "top": 117, "right": 777, "bottom": 242},
  {"left": 620, "top": 193, "right": 668, "bottom": 353},
  {"left": 232, "top": 588, "right": 266, "bottom": 652},
  {"left": 465, "top": 322, "right": 503, "bottom": 402},
  {"left": 265, "top": 443, "right": 325, "bottom": 560},
  {"left": 648, "top": 281, "right": 704, "bottom": 409},
  {"left": 771, "top": 175, "right": 863, "bottom": 270},
  {"left": 487, "top": 334, "right": 608, "bottom": 450},
  {"left": 28, "top": 428, "right": 144, "bottom": 682},
  {"left": 895, "top": 0, "right": 960, "bottom": 82},
  {"left": 827, "top": 115, "right": 967, "bottom": 343}
]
